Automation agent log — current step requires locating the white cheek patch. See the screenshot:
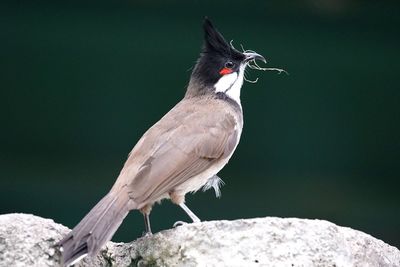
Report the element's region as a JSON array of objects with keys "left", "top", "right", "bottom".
[
  {"left": 214, "top": 65, "right": 245, "bottom": 105},
  {"left": 214, "top": 72, "right": 238, "bottom": 93}
]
